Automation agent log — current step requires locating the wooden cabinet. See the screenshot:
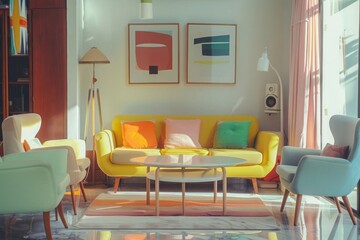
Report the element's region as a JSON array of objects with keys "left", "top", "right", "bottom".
[
  {"left": 0, "top": 6, "right": 32, "bottom": 141},
  {"left": 0, "top": 0, "right": 67, "bottom": 142},
  {"left": 31, "top": 7, "right": 67, "bottom": 141},
  {"left": 0, "top": 10, "right": 6, "bottom": 128},
  {"left": 29, "top": 0, "right": 65, "bottom": 9}
]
